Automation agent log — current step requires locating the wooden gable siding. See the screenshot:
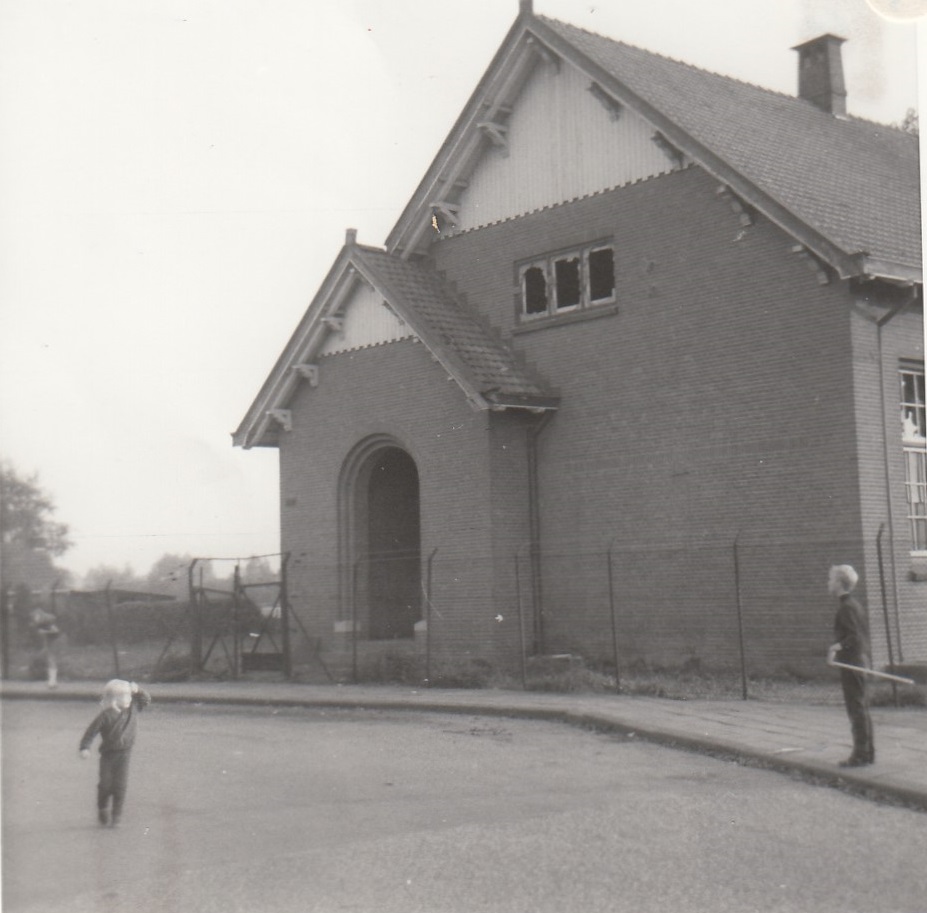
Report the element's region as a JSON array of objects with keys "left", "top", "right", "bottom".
[
  {"left": 319, "top": 281, "right": 415, "bottom": 356},
  {"left": 453, "top": 58, "right": 676, "bottom": 233}
]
